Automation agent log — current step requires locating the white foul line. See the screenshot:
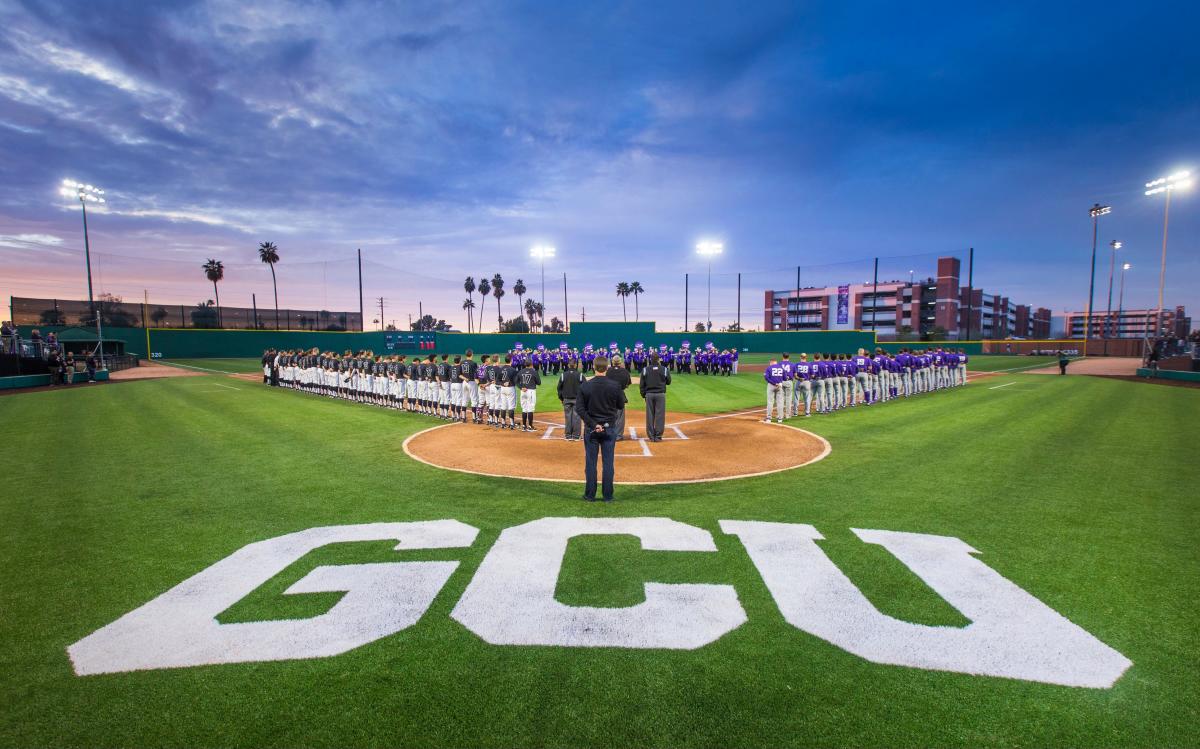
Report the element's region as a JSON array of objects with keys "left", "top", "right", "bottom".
[
  {"left": 160, "top": 361, "right": 241, "bottom": 375},
  {"left": 989, "top": 382, "right": 1017, "bottom": 390}
]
